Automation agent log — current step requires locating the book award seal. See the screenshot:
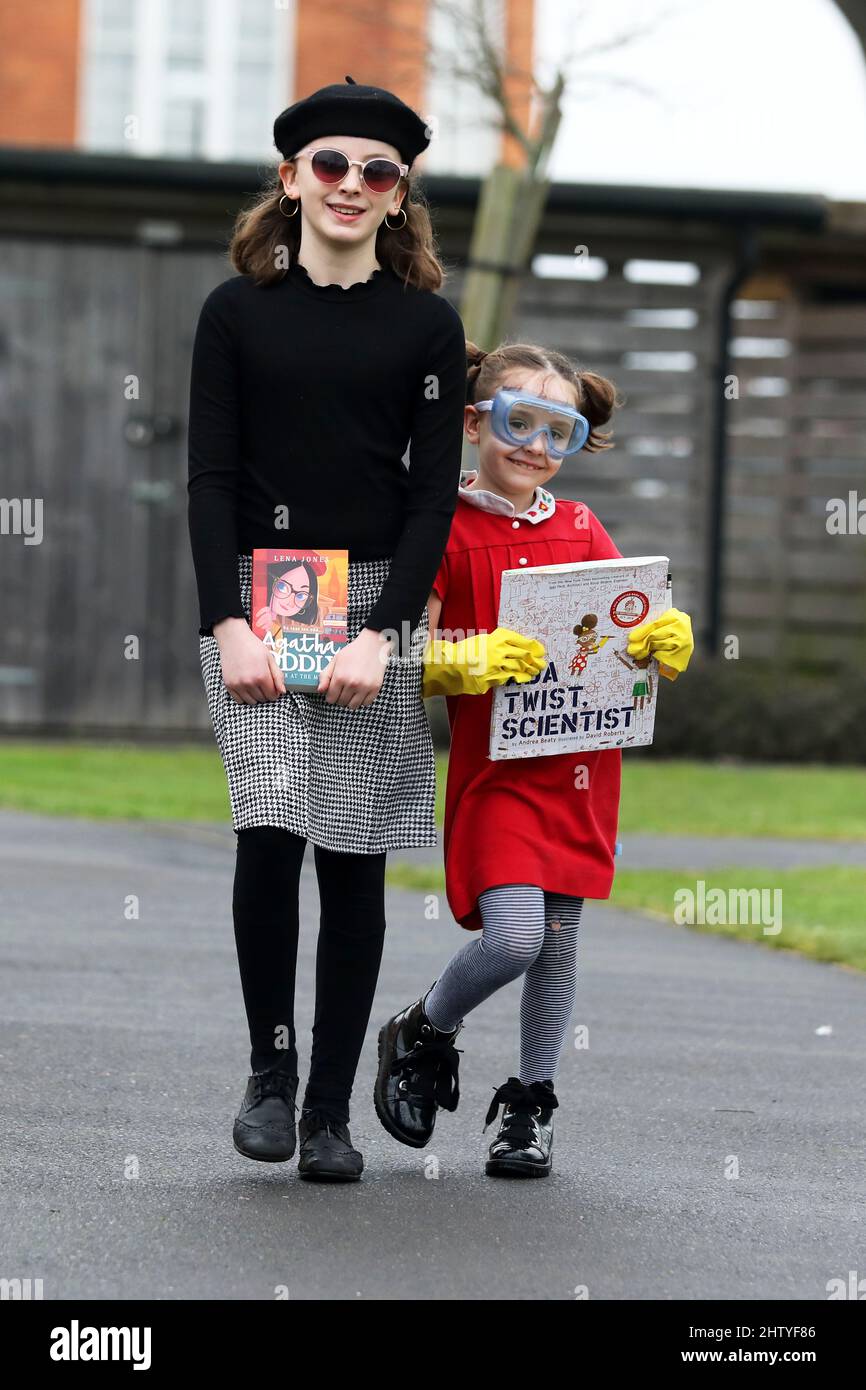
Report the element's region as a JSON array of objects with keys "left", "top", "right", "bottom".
[{"left": 610, "top": 590, "right": 650, "bottom": 628}]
